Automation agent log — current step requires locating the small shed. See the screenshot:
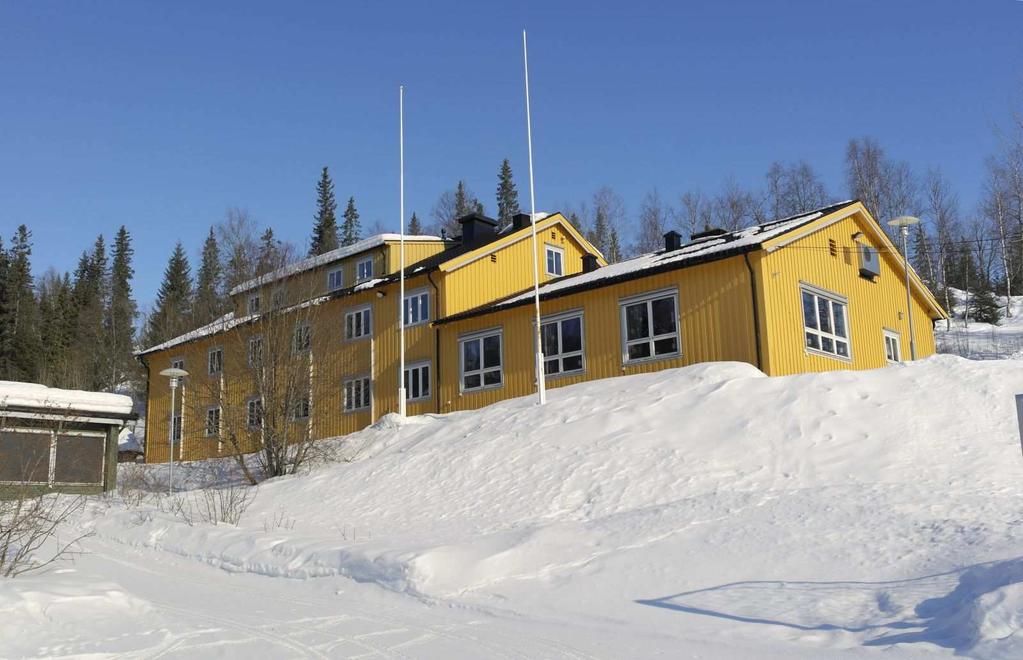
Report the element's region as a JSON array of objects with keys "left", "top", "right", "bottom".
[{"left": 0, "top": 381, "right": 134, "bottom": 496}]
